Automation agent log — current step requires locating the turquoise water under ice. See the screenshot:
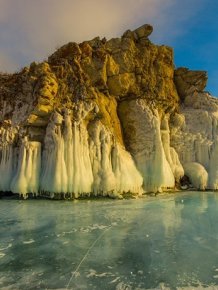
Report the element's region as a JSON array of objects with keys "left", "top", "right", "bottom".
[{"left": 1, "top": 192, "right": 218, "bottom": 289}]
